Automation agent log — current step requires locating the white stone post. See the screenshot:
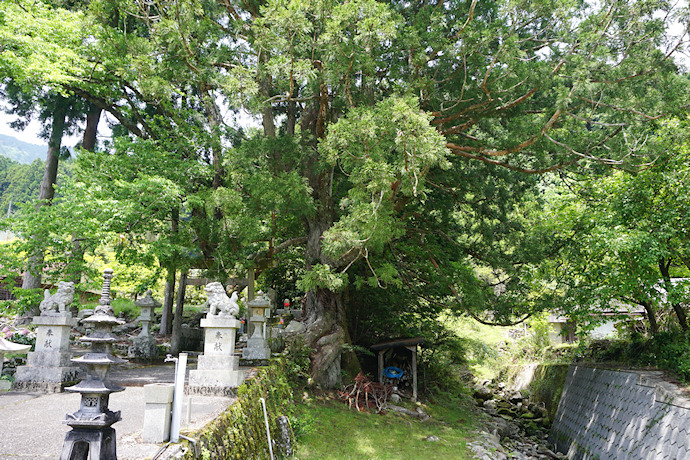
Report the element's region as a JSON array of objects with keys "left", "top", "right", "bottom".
[
  {"left": 188, "top": 316, "right": 244, "bottom": 395},
  {"left": 143, "top": 383, "right": 174, "bottom": 443}
]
